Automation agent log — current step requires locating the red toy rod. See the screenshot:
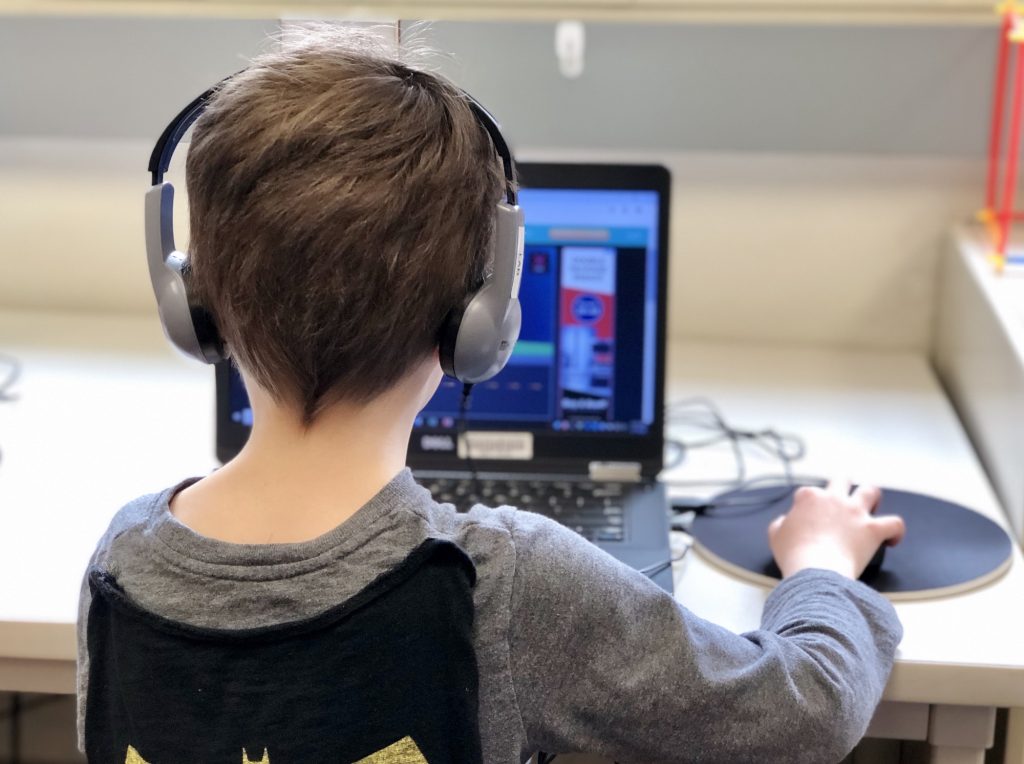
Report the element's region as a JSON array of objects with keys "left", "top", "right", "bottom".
[
  {"left": 988, "top": 11, "right": 1014, "bottom": 211},
  {"left": 997, "top": 28, "right": 1024, "bottom": 258}
]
